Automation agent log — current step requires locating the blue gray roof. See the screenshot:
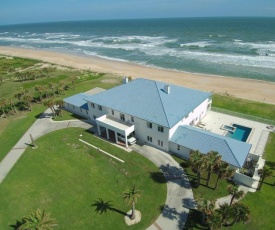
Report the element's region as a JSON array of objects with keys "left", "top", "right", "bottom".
[
  {"left": 86, "top": 78, "right": 211, "bottom": 128},
  {"left": 63, "top": 93, "right": 89, "bottom": 110},
  {"left": 170, "top": 125, "right": 251, "bottom": 168}
]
